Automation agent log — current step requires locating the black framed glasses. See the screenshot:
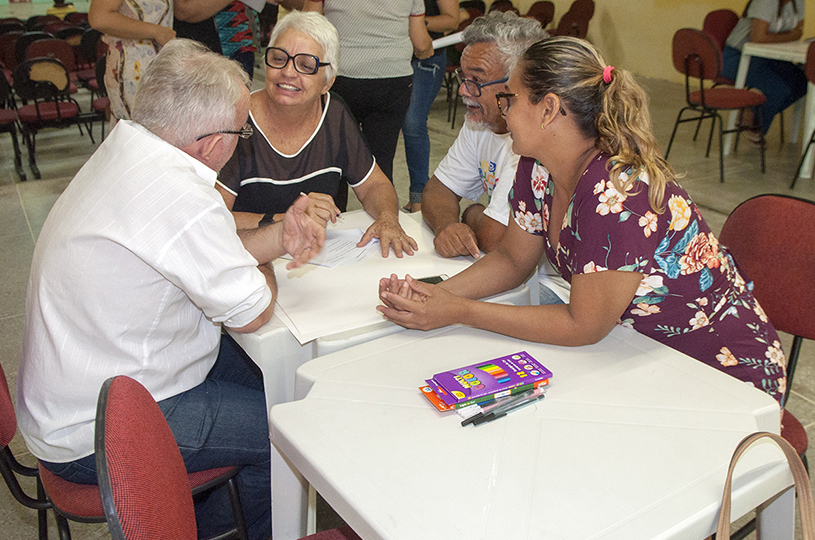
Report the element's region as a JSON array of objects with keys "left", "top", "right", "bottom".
[
  {"left": 195, "top": 123, "right": 254, "bottom": 142},
  {"left": 454, "top": 68, "right": 507, "bottom": 97},
  {"left": 495, "top": 92, "right": 515, "bottom": 117},
  {"left": 265, "top": 47, "right": 330, "bottom": 75}
]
